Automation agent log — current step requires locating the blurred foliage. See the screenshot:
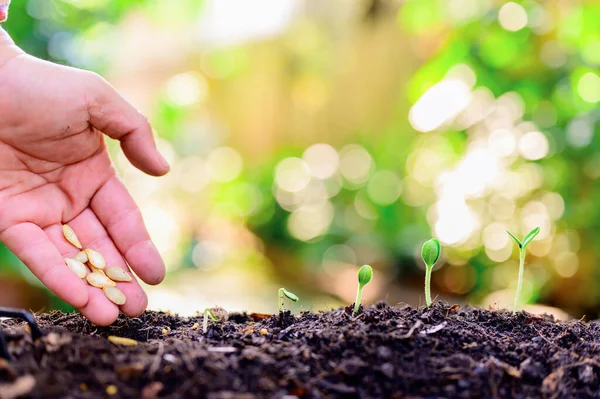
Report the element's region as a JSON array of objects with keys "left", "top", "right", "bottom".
[{"left": 0, "top": 0, "right": 599, "bottom": 316}]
